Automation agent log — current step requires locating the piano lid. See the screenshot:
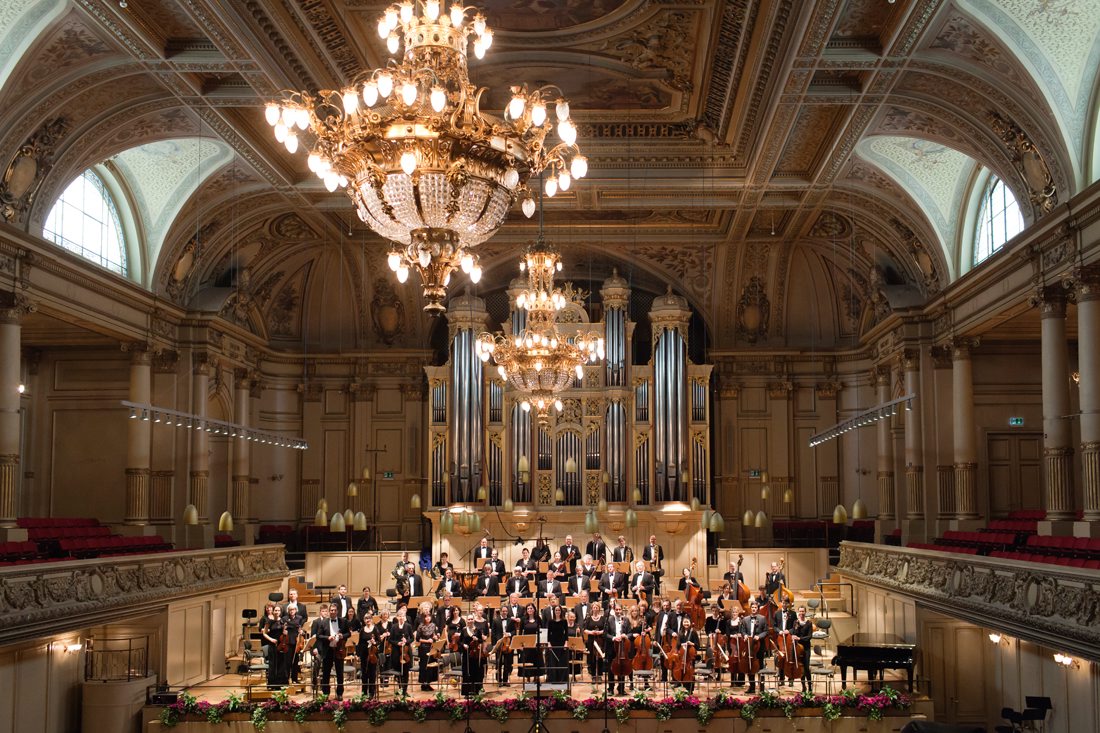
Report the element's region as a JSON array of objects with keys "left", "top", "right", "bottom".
[{"left": 839, "top": 633, "right": 916, "bottom": 649}]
